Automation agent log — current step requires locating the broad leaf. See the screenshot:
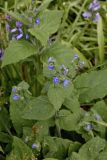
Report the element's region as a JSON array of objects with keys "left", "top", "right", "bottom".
[
  {"left": 75, "top": 69, "right": 107, "bottom": 103},
  {"left": 93, "top": 101, "right": 107, "bottom": 122},
  {"left": 29, "top": 10, "right": 63, "bottom": 46},
  {"left": 48, "top": 85, "right": 65, "bottom": 110},
  {"left": 56, "top": 109, "right": 84, "bottom": 131},
  {"left": 10, "top": 82, "right": 34, "bottom": 135},
  {"left": 78, "top": 137, "right": 107, "bottom": 160},
  {"left": 2, "top": 40, "right": 36, "bottom": 67},
  {"left": 23, "top": 96, "right": 55, "bottom": 120},
  {"left": 6, "top": 136, "right": 35, "bottom": 160}
]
